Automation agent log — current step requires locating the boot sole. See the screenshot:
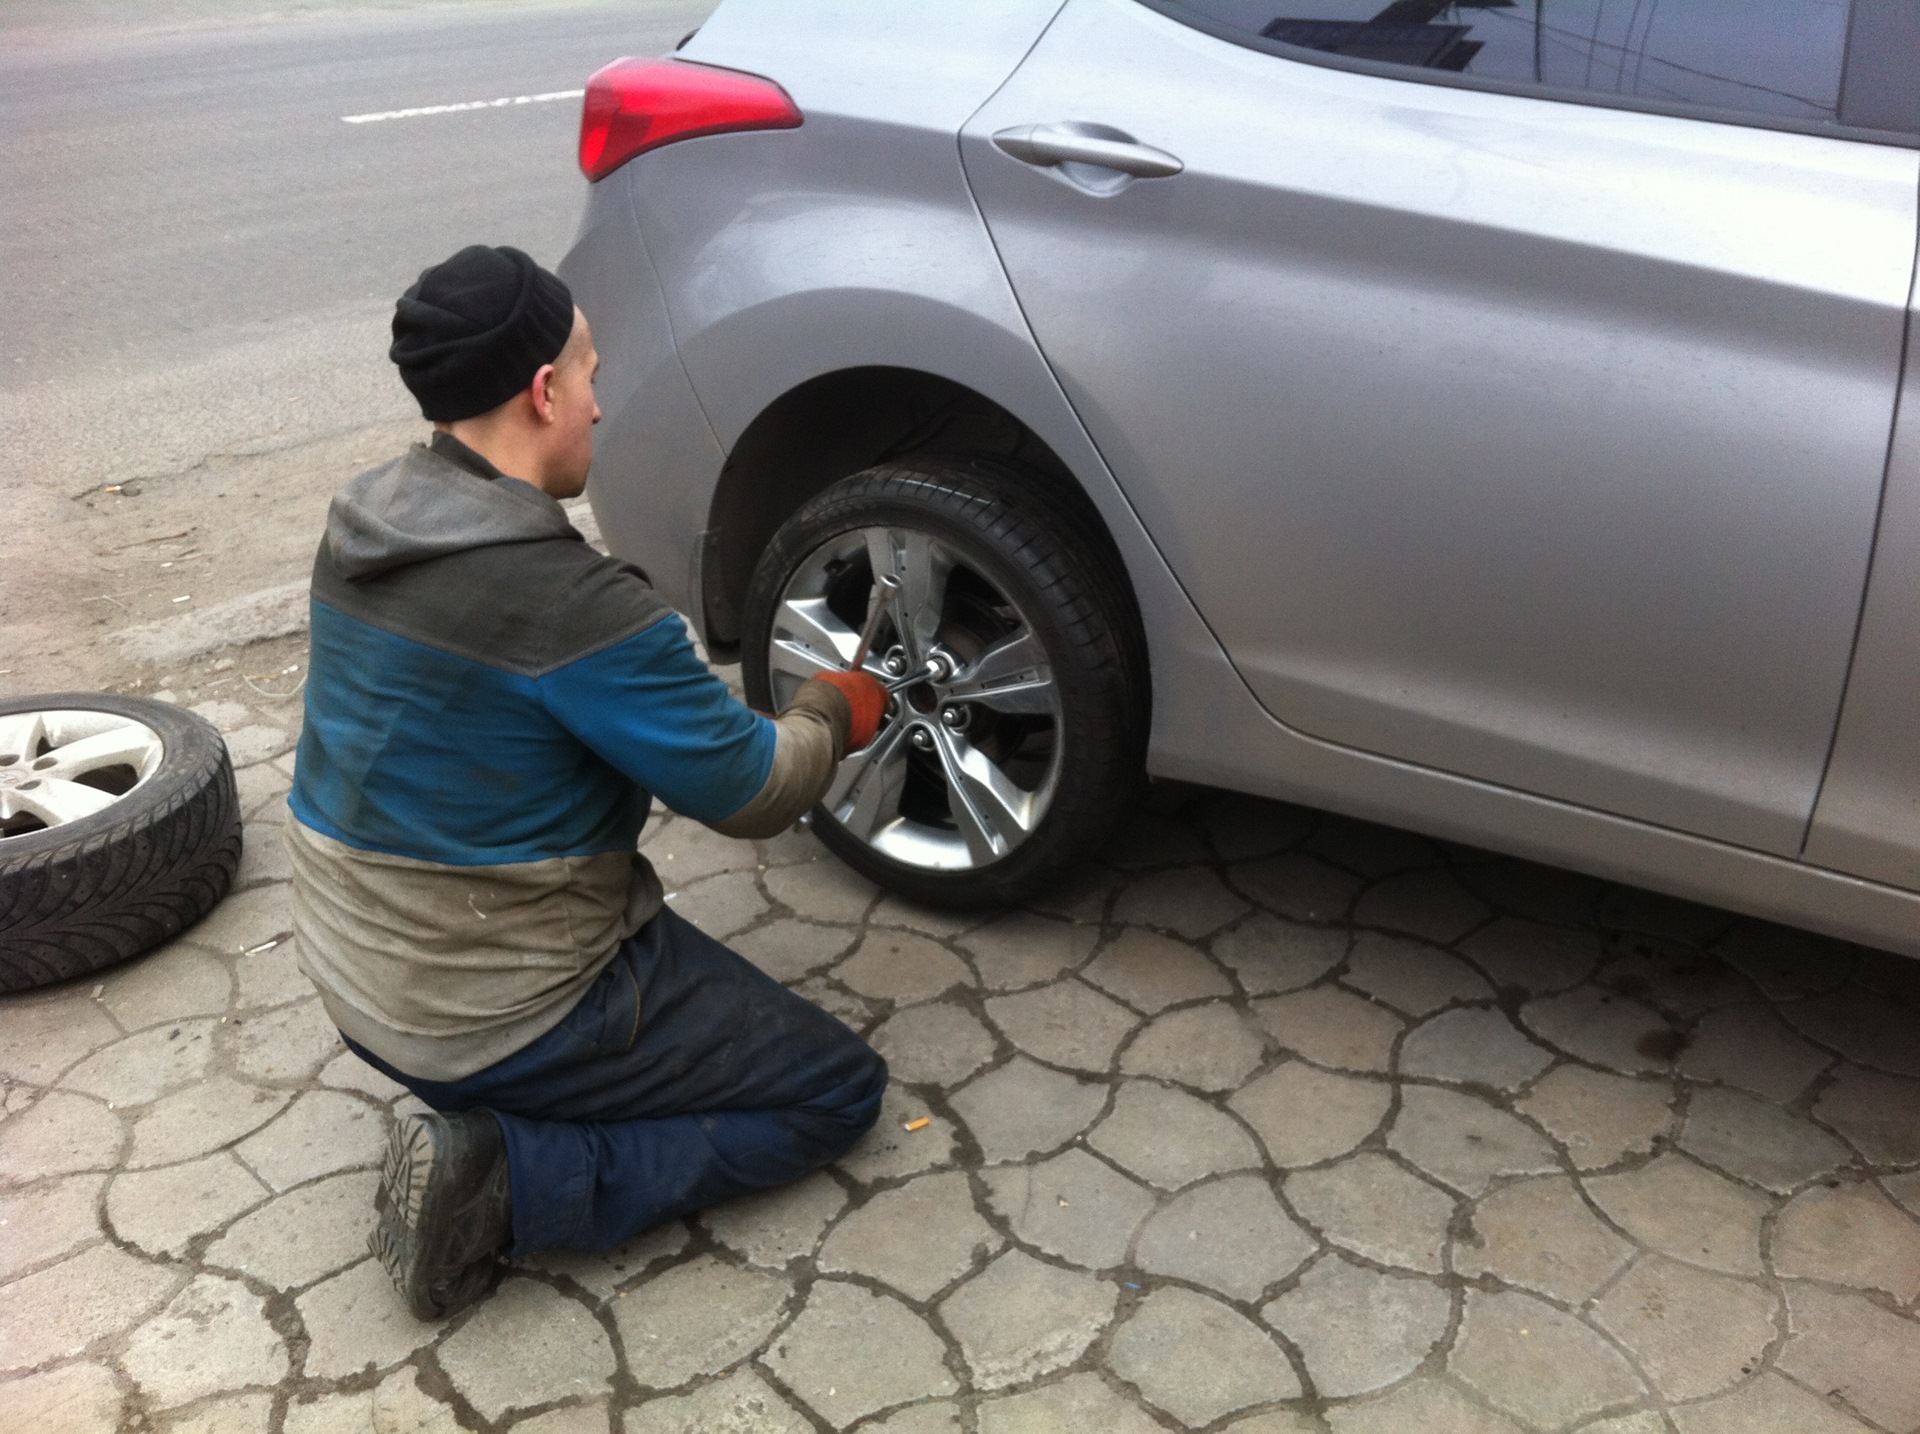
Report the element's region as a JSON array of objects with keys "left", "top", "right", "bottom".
[{"left": 371, "top": 1116, "right": 444, "bottom": 1320}]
